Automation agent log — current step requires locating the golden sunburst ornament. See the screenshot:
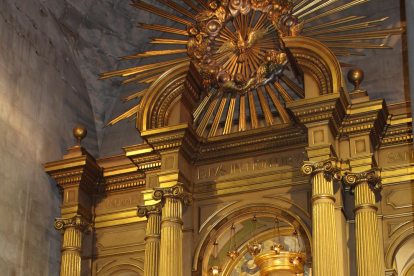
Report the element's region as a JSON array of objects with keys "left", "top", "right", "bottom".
[{"left": 100, "top": 0, "right": 404, "bottom": 137}]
